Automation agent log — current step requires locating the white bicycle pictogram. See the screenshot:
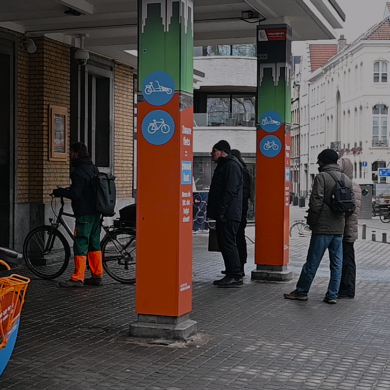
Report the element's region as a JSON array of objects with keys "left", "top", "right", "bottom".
[
  {"left": 144, "top": 80, "right": 173, "bottom": 95},
  {"left": 261, "top": 116, "right": 281, "bottom": 126},
  {"left": 263, "top": 140, "right": 279, "bottom": 151},
  {"left": 147, "top": 119, "right": 171, "bottom": 134}
]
